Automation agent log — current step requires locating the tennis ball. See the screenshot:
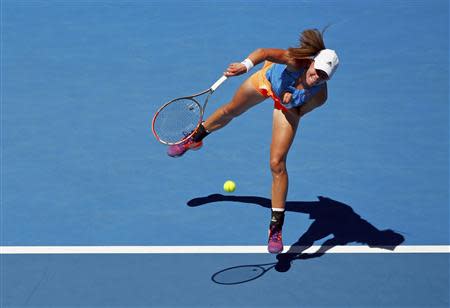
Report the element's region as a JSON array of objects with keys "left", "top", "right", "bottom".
[{"left": 223, "top": 180, "right": 236, "bottom": 193}]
